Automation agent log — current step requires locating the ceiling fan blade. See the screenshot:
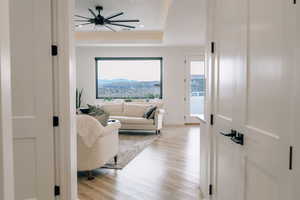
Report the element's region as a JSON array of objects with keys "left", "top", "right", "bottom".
[
  {"left": 108, "top": 19, "right": 140, "bottom": 23},
  {"left": 88, "top": 8, "right": 97, "bottom": 18},
  {"left": 104, "top": 25, "right": 117, "bottom": 32},
  {"left": 109, "top": 23, "right": 136, "bottom": 29},
  {"left": 106, "top": 12, "right": 124, "bottom": 20},
  {"left": 75, "top": 15, "right": 91, "bottom": 20},
  {"left": 75, "top": 23, "right": 92, "bottom": 27},
  {"left": 74, "top": 19, "right": 90, "bottom": 22}
]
